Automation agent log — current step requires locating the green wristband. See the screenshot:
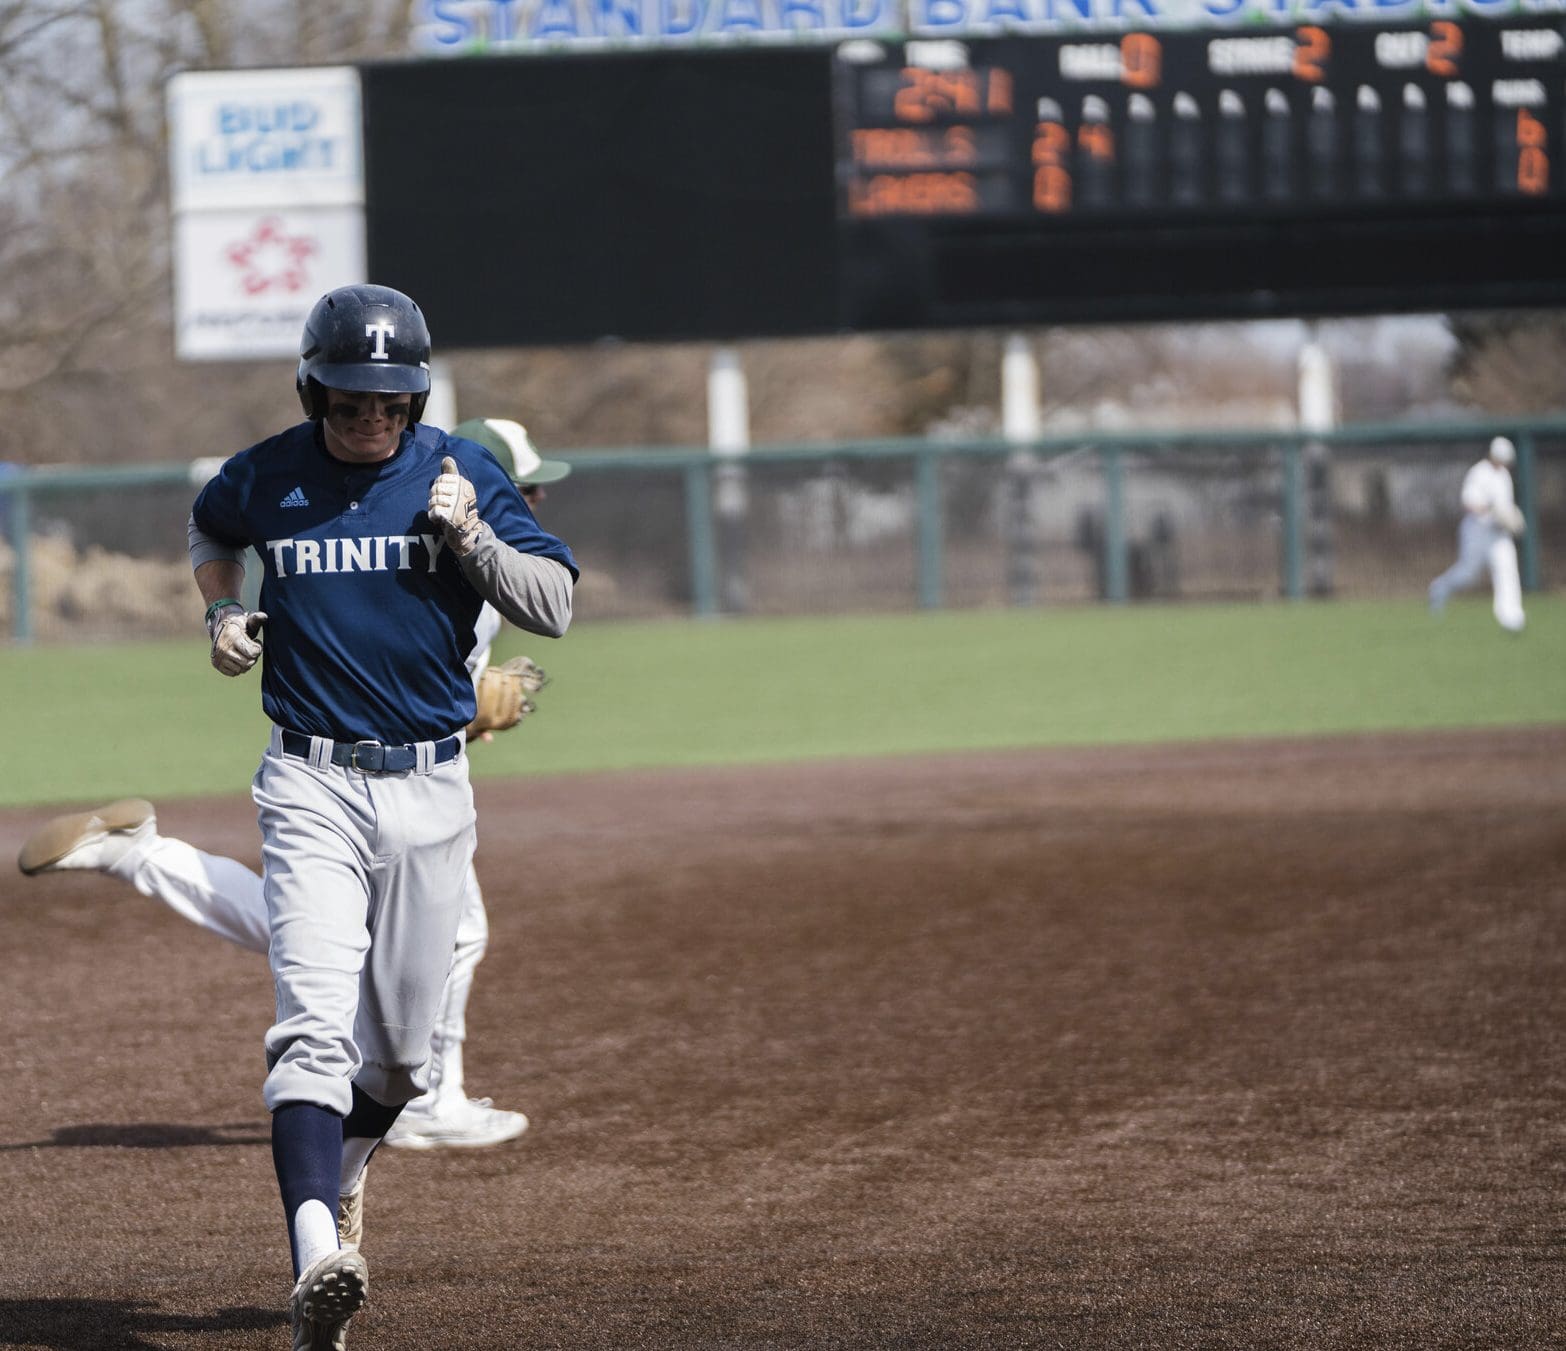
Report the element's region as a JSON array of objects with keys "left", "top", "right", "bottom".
[{"left": 204, "top": 597, "right": 243, "bottom": 623}]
